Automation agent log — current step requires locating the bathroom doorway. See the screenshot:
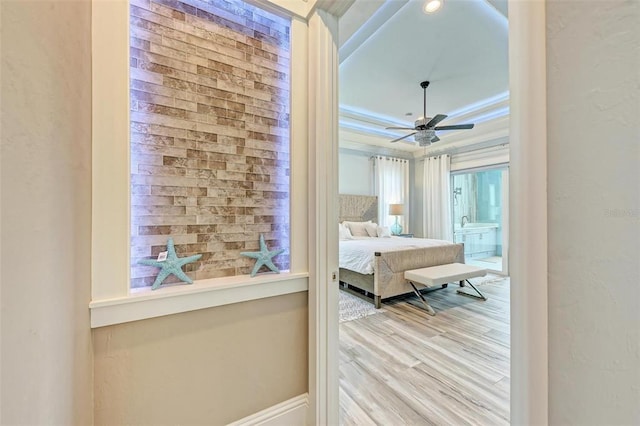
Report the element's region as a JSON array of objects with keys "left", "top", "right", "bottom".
[{"left": 452, "top": 166, "right": 509, "bottom": 274}]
